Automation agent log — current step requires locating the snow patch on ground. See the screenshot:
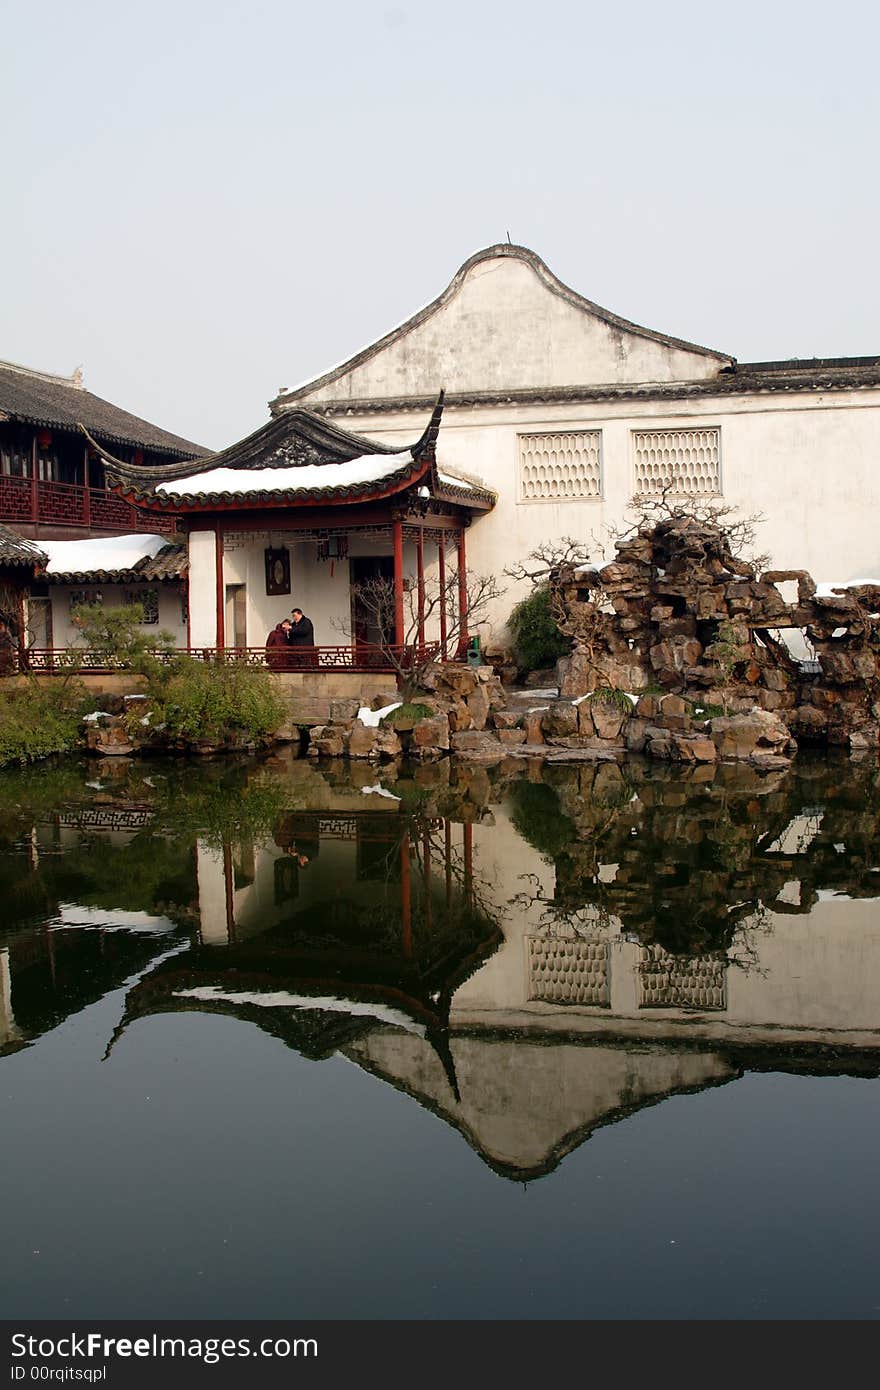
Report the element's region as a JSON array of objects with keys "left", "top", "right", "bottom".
[
  {"left": 361, "top": 784, "right": 402, "bottom": 801},
  {"left": 357, "top": 702, "right": 402, "bottom": 727}
]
